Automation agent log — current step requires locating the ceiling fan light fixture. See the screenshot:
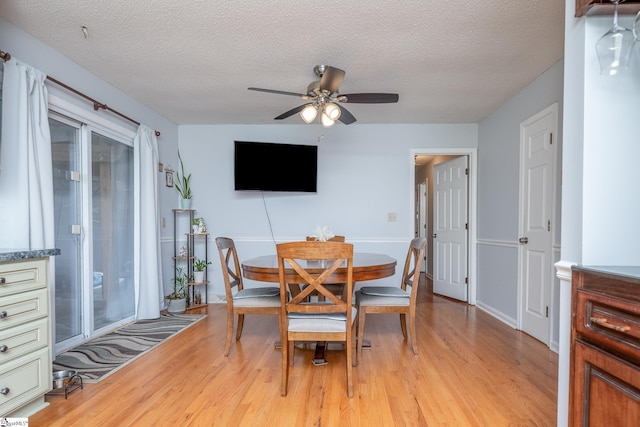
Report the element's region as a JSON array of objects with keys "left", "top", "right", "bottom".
[
  {"left": 323, "top": 102, "right": 341, "bottom": 121},
  {"left": 321, "top": 112, "right": 335, "bottom": 127},
  {"left": 300, "top": 104, "right": 318, "bottom": 123},
  {"left": 249, "top": 65, "right": 398, "bottom": 125}
]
